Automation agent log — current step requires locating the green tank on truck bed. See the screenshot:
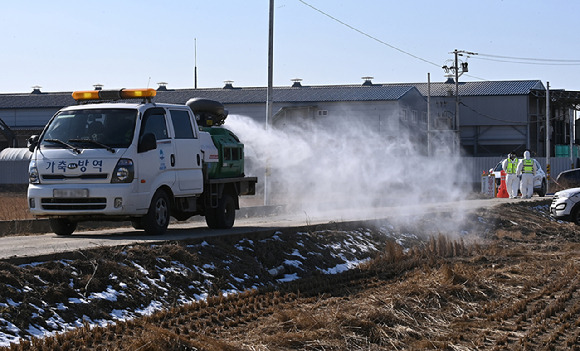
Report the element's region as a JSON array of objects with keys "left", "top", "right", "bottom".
[{"left": 203, "top": 127, "right": 245, "bottom": 179}]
